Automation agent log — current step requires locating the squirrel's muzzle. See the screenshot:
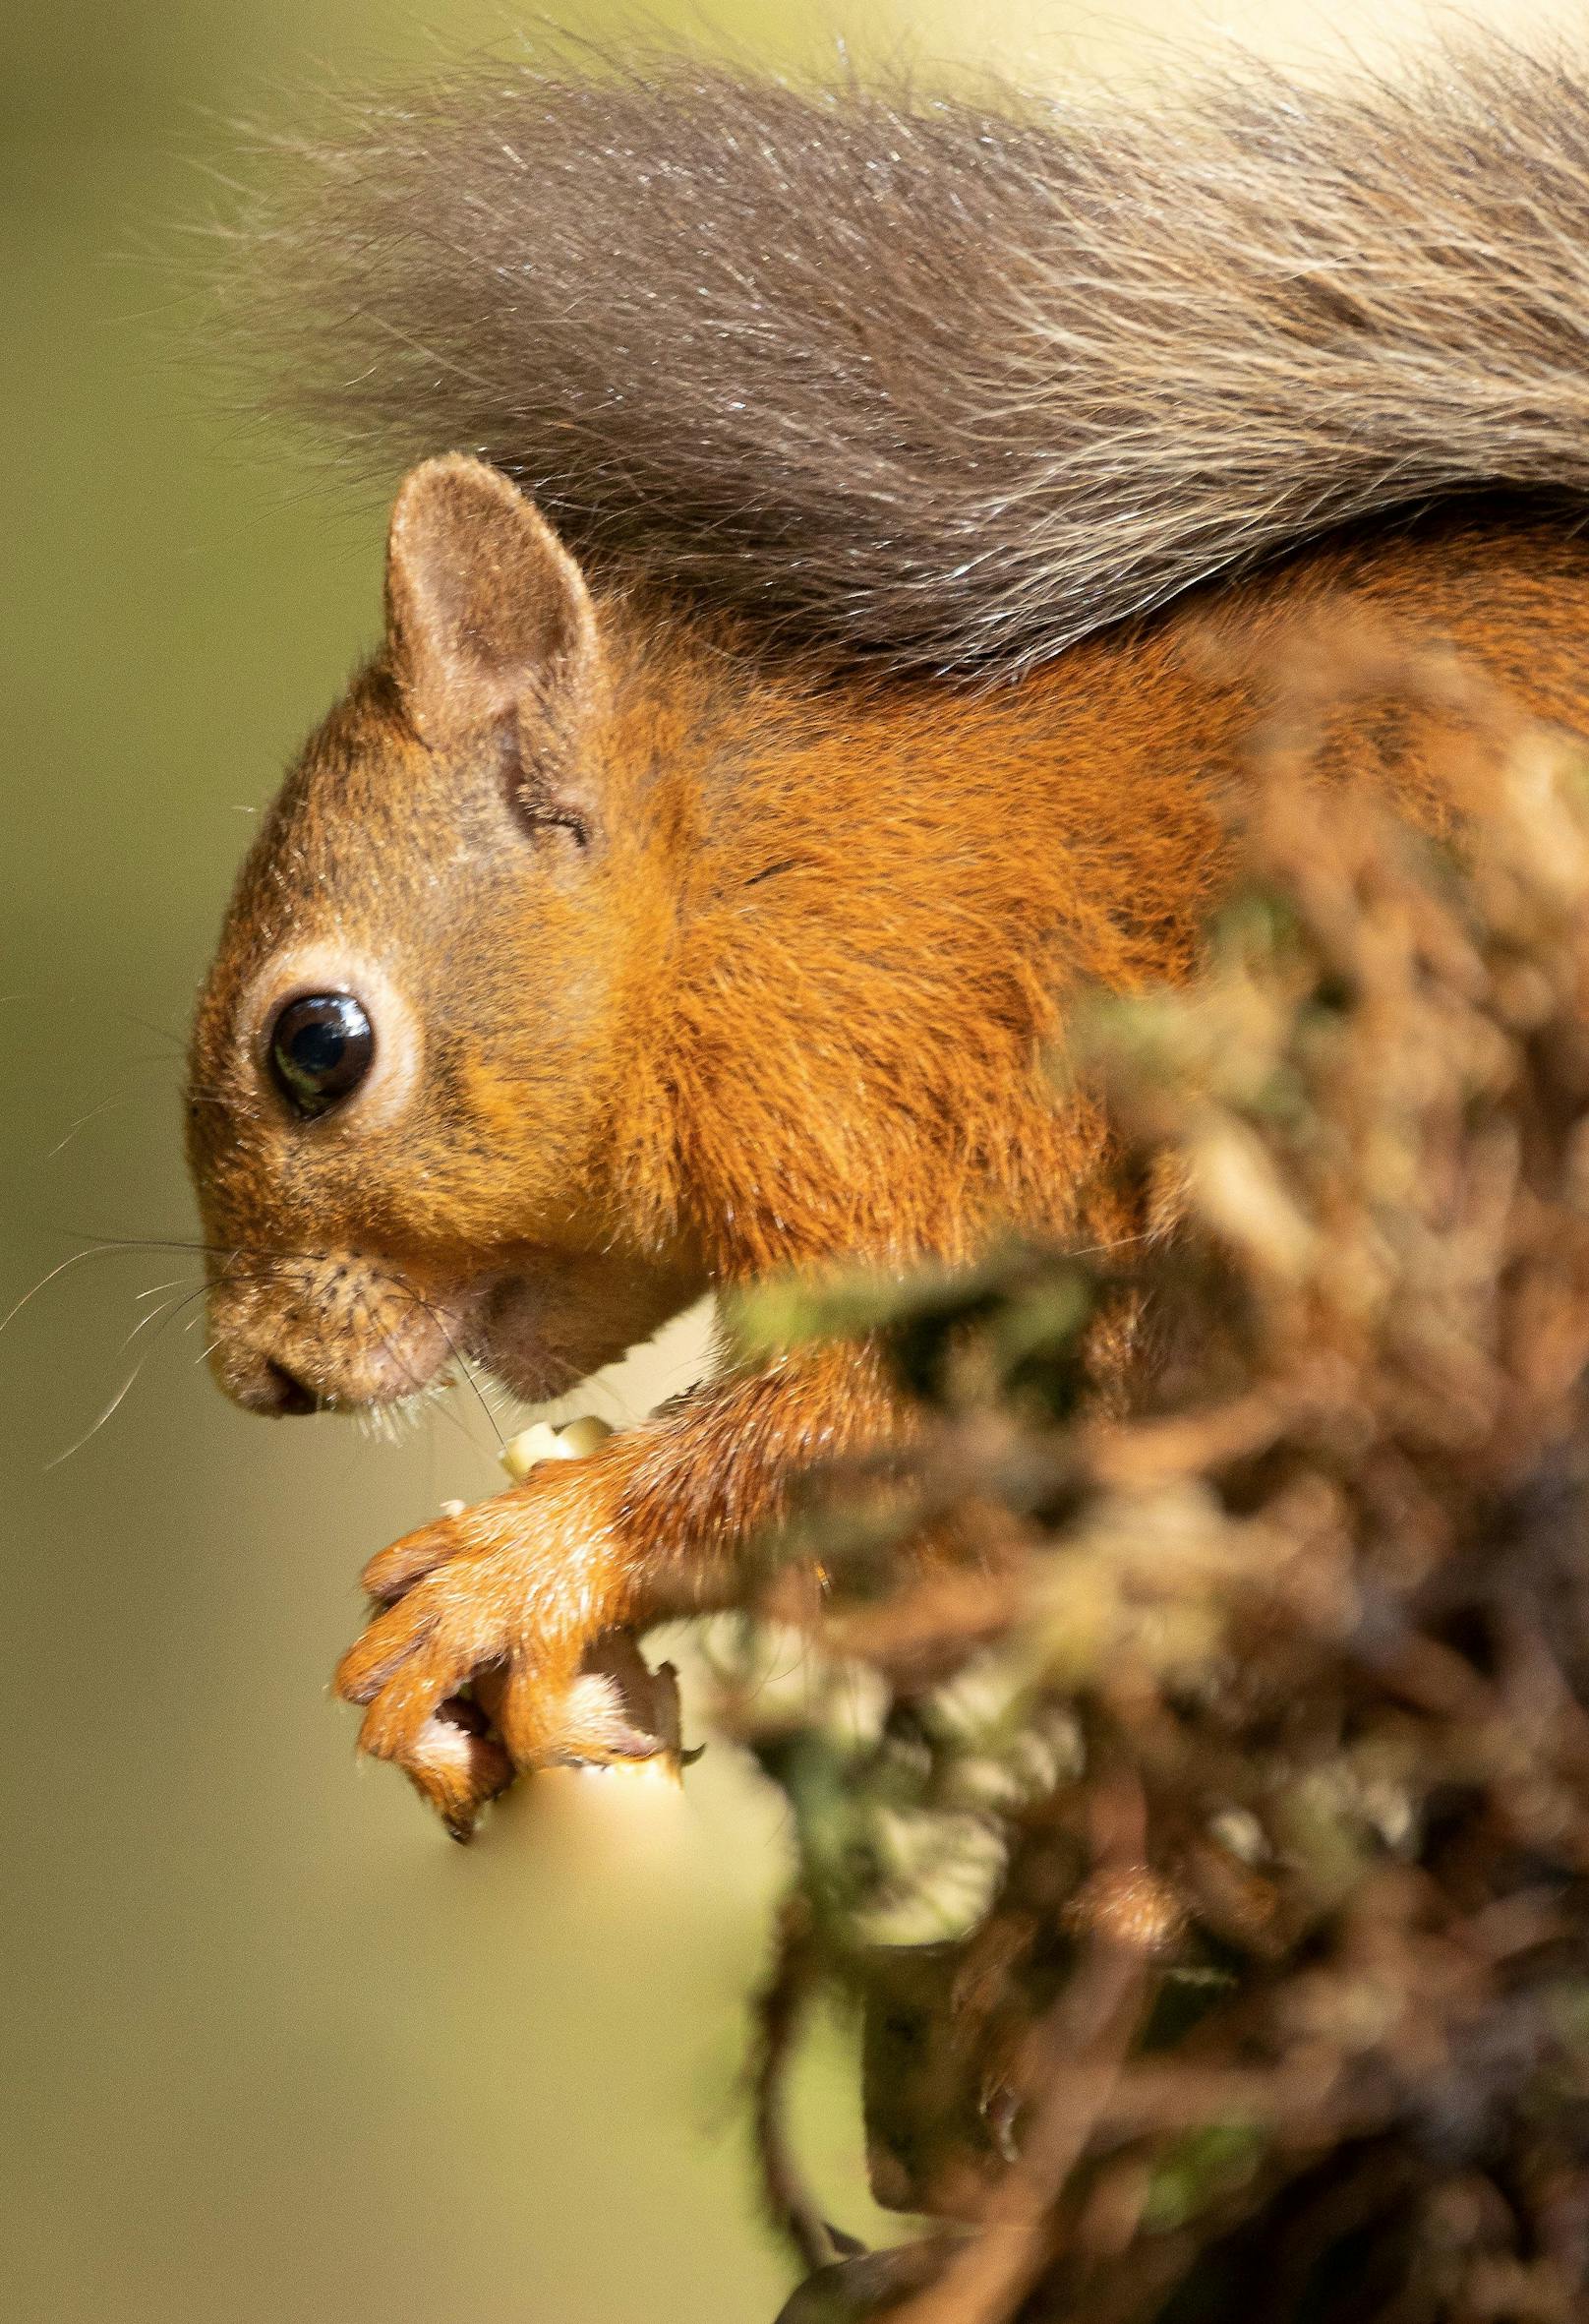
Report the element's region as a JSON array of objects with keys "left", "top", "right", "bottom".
[{"left": 203, "top": 1253, "right": 466, "bottom": 1416}]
